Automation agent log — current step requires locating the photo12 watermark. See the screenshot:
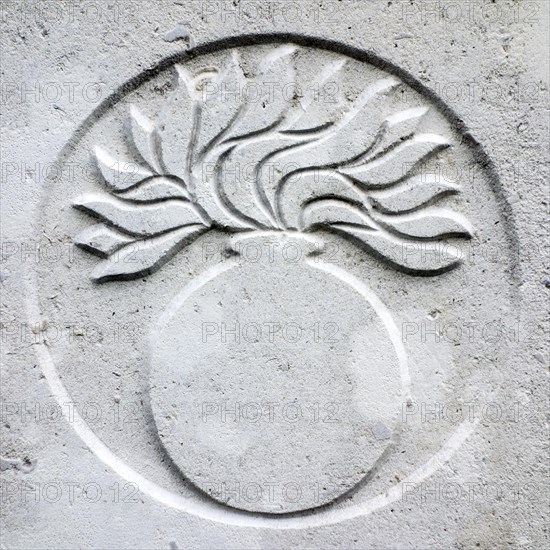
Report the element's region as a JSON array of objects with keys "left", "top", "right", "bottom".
[{"left": 0, "top": 480, "right": 141, "bottom": 505}]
